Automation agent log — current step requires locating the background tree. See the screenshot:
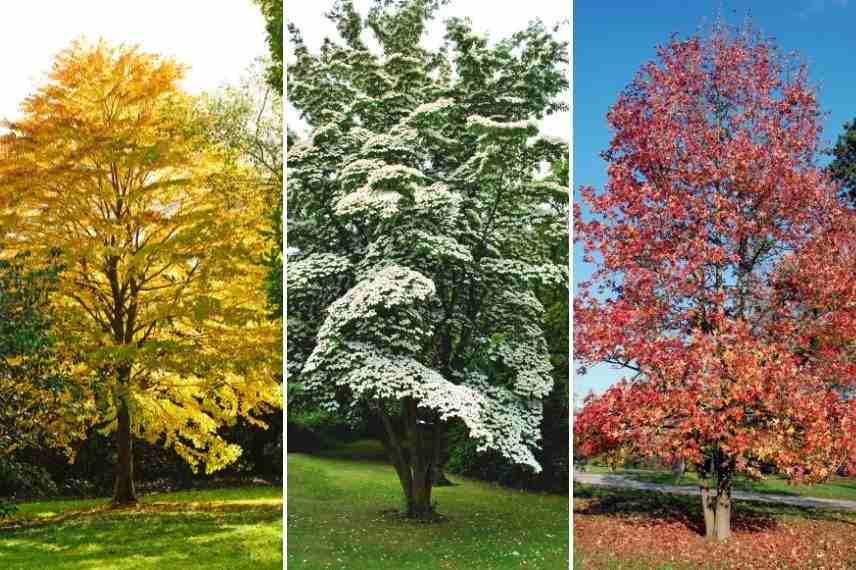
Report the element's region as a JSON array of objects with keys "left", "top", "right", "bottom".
[
  {"left": 252, "top": 0, "right": 284, "bottom": 317},
  {"left": 830, "top": 118, "right": 856, "bottom": 208},
  {"left": 202, "top": 60, "right": 284, "bottom": 476},
  {"left": 0, "top": 41, "right": 281, "bottom": 505},
  {"left": 0, "top": 251, "right": 80, "bottom": 458},
  {"left": 203, "top": 60, "right": 283, "bottom": 316},
  {"left": 253, "top": 0, "right": 283, "bottom": 96},
  {"left": 574, "top": 26, "right": 856, "bottom": 541},
  {"left": 287, "top": 0, "right": 567, "bottom": 518}
]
